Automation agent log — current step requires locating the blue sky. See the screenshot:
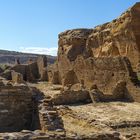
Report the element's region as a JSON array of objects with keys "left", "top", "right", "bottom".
[{"left": 0, "top": 0, "right": 139, "bottom": 56}]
